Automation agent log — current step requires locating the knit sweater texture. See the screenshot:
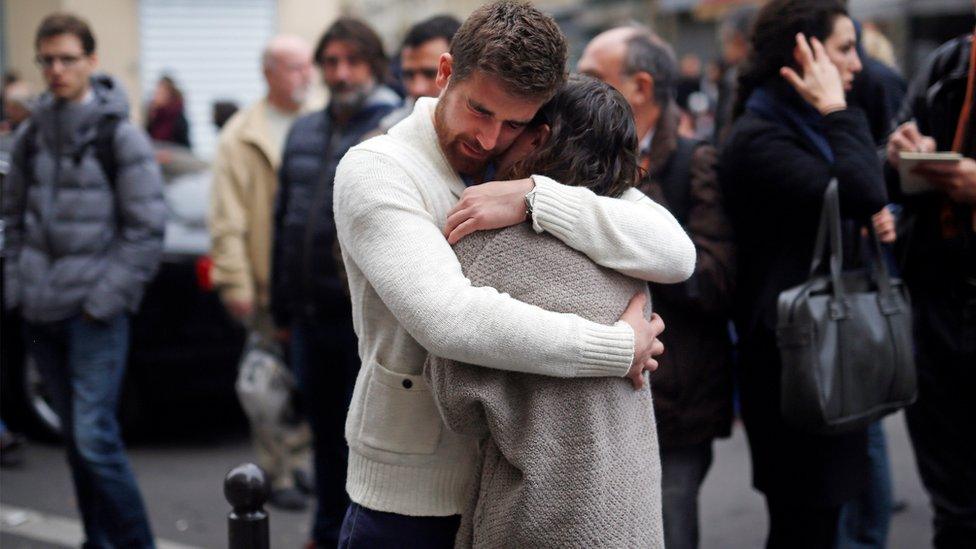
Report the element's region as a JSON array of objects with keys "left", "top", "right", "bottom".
[
  {"left": 425, "top": 223, "right": 663, "bottom": 548},
  {"left": 333, "top": 97, "right": 694, "bottom": 517}
]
